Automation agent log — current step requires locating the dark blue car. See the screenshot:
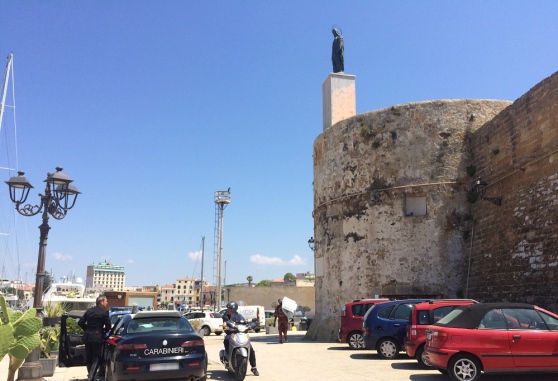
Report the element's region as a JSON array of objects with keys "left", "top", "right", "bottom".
[
  {"left": 104, "top": 310, "right": 207, "bottom": 381},
  {"left": 362, "top": 299, "right": 427, "bottom": 359}
]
